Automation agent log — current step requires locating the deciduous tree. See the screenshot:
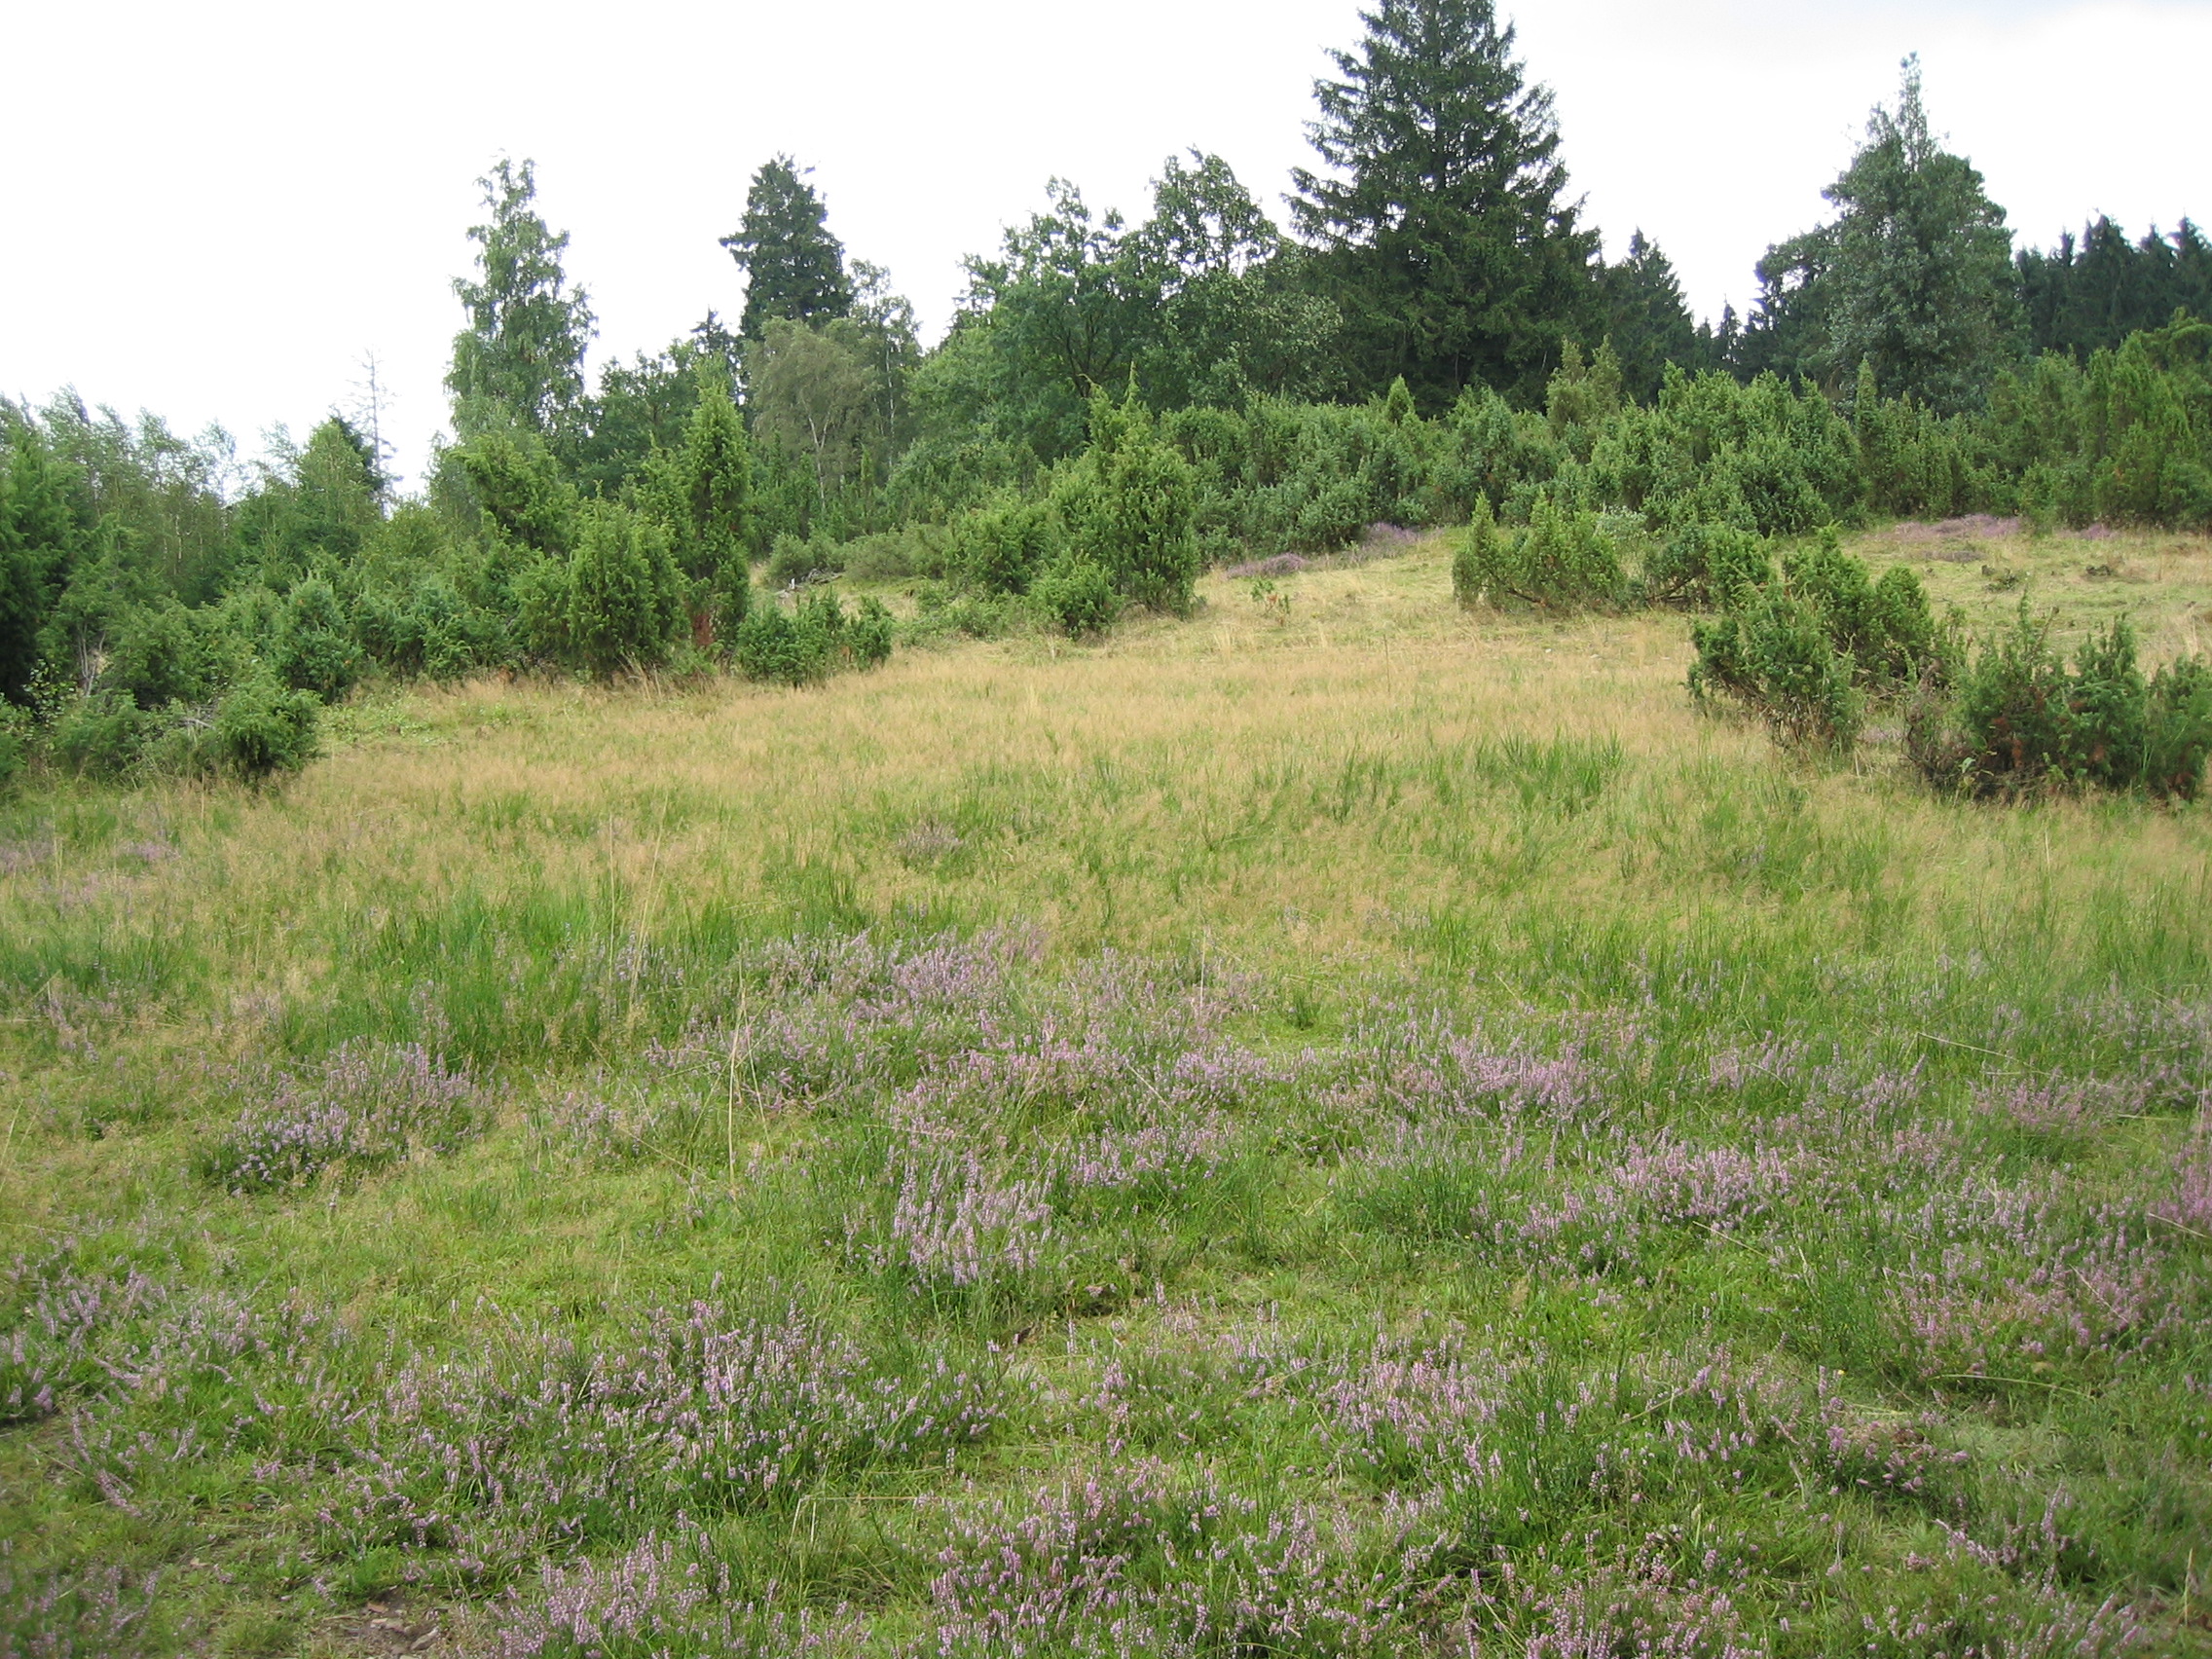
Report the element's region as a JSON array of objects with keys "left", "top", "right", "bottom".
[{"left": 748, "top": 320, "right": 876, "bottom": 516}]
